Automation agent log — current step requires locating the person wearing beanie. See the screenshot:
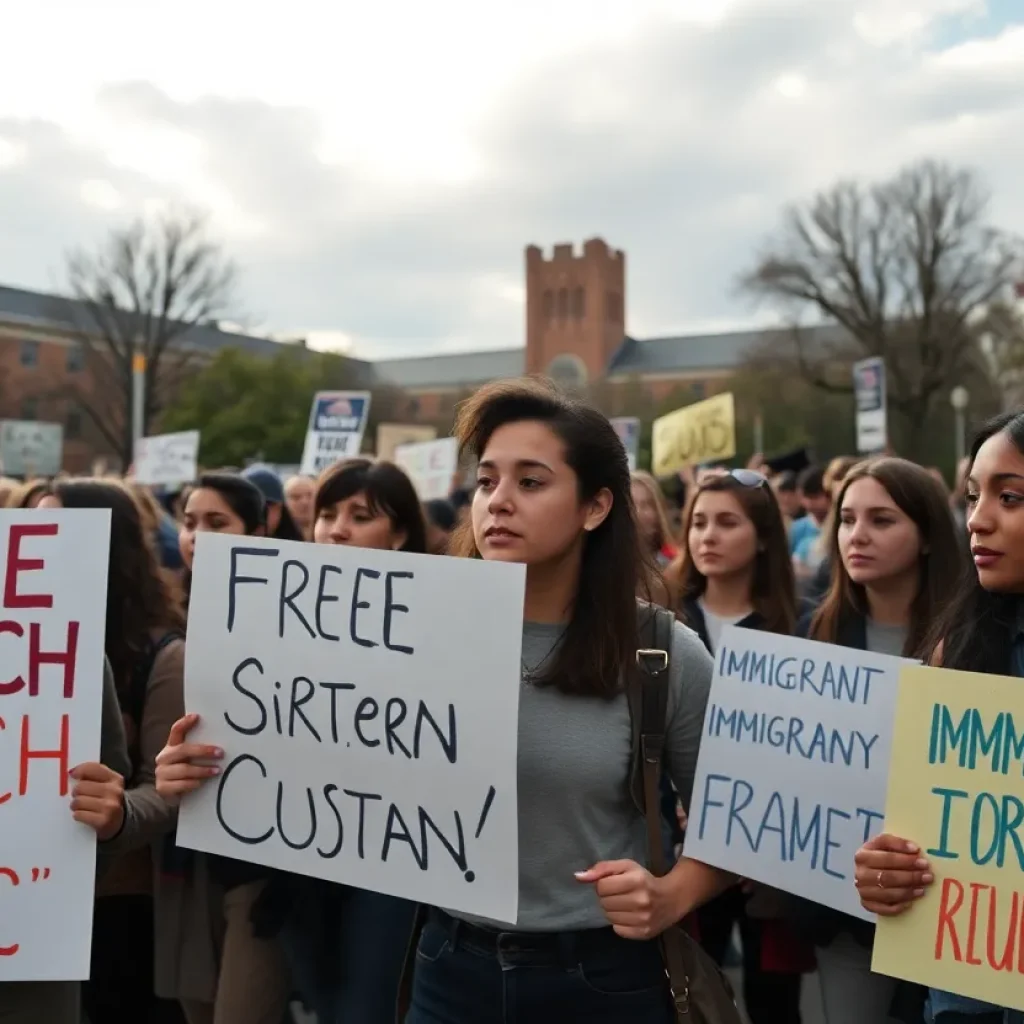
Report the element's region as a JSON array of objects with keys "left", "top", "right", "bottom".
[{"left": 241, "top": 464, "right": 304, "bottom": 542}]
